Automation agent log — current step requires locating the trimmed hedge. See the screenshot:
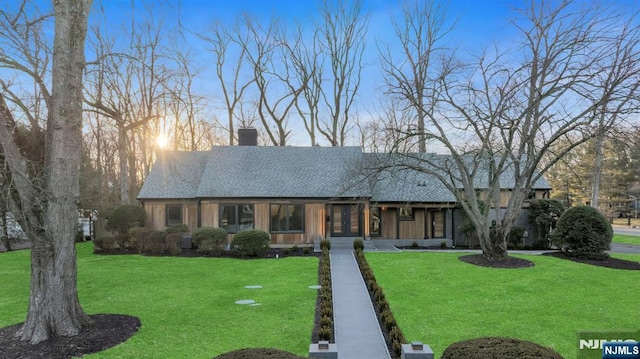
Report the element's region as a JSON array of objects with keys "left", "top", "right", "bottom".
[
  {"left": 230, "top": 229, "right": 270, "bottom": 257},
  {"left": 193, "top": 227, "right": 228, "bottom": 255},
  {"left": 354, "top": 248, "right": 406, "bottom": 358},
  {"left": 105, "top": 204, "right": 147, "bottom": 234},
  {"left": 441, "top": 337, "right": 564, "bottom": 359},
  {"left": 550, "top": 206, "right": 612, "bottom": 260},
  {"left": 214, "top": 348, "right": 306, "bottom": 359}
]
